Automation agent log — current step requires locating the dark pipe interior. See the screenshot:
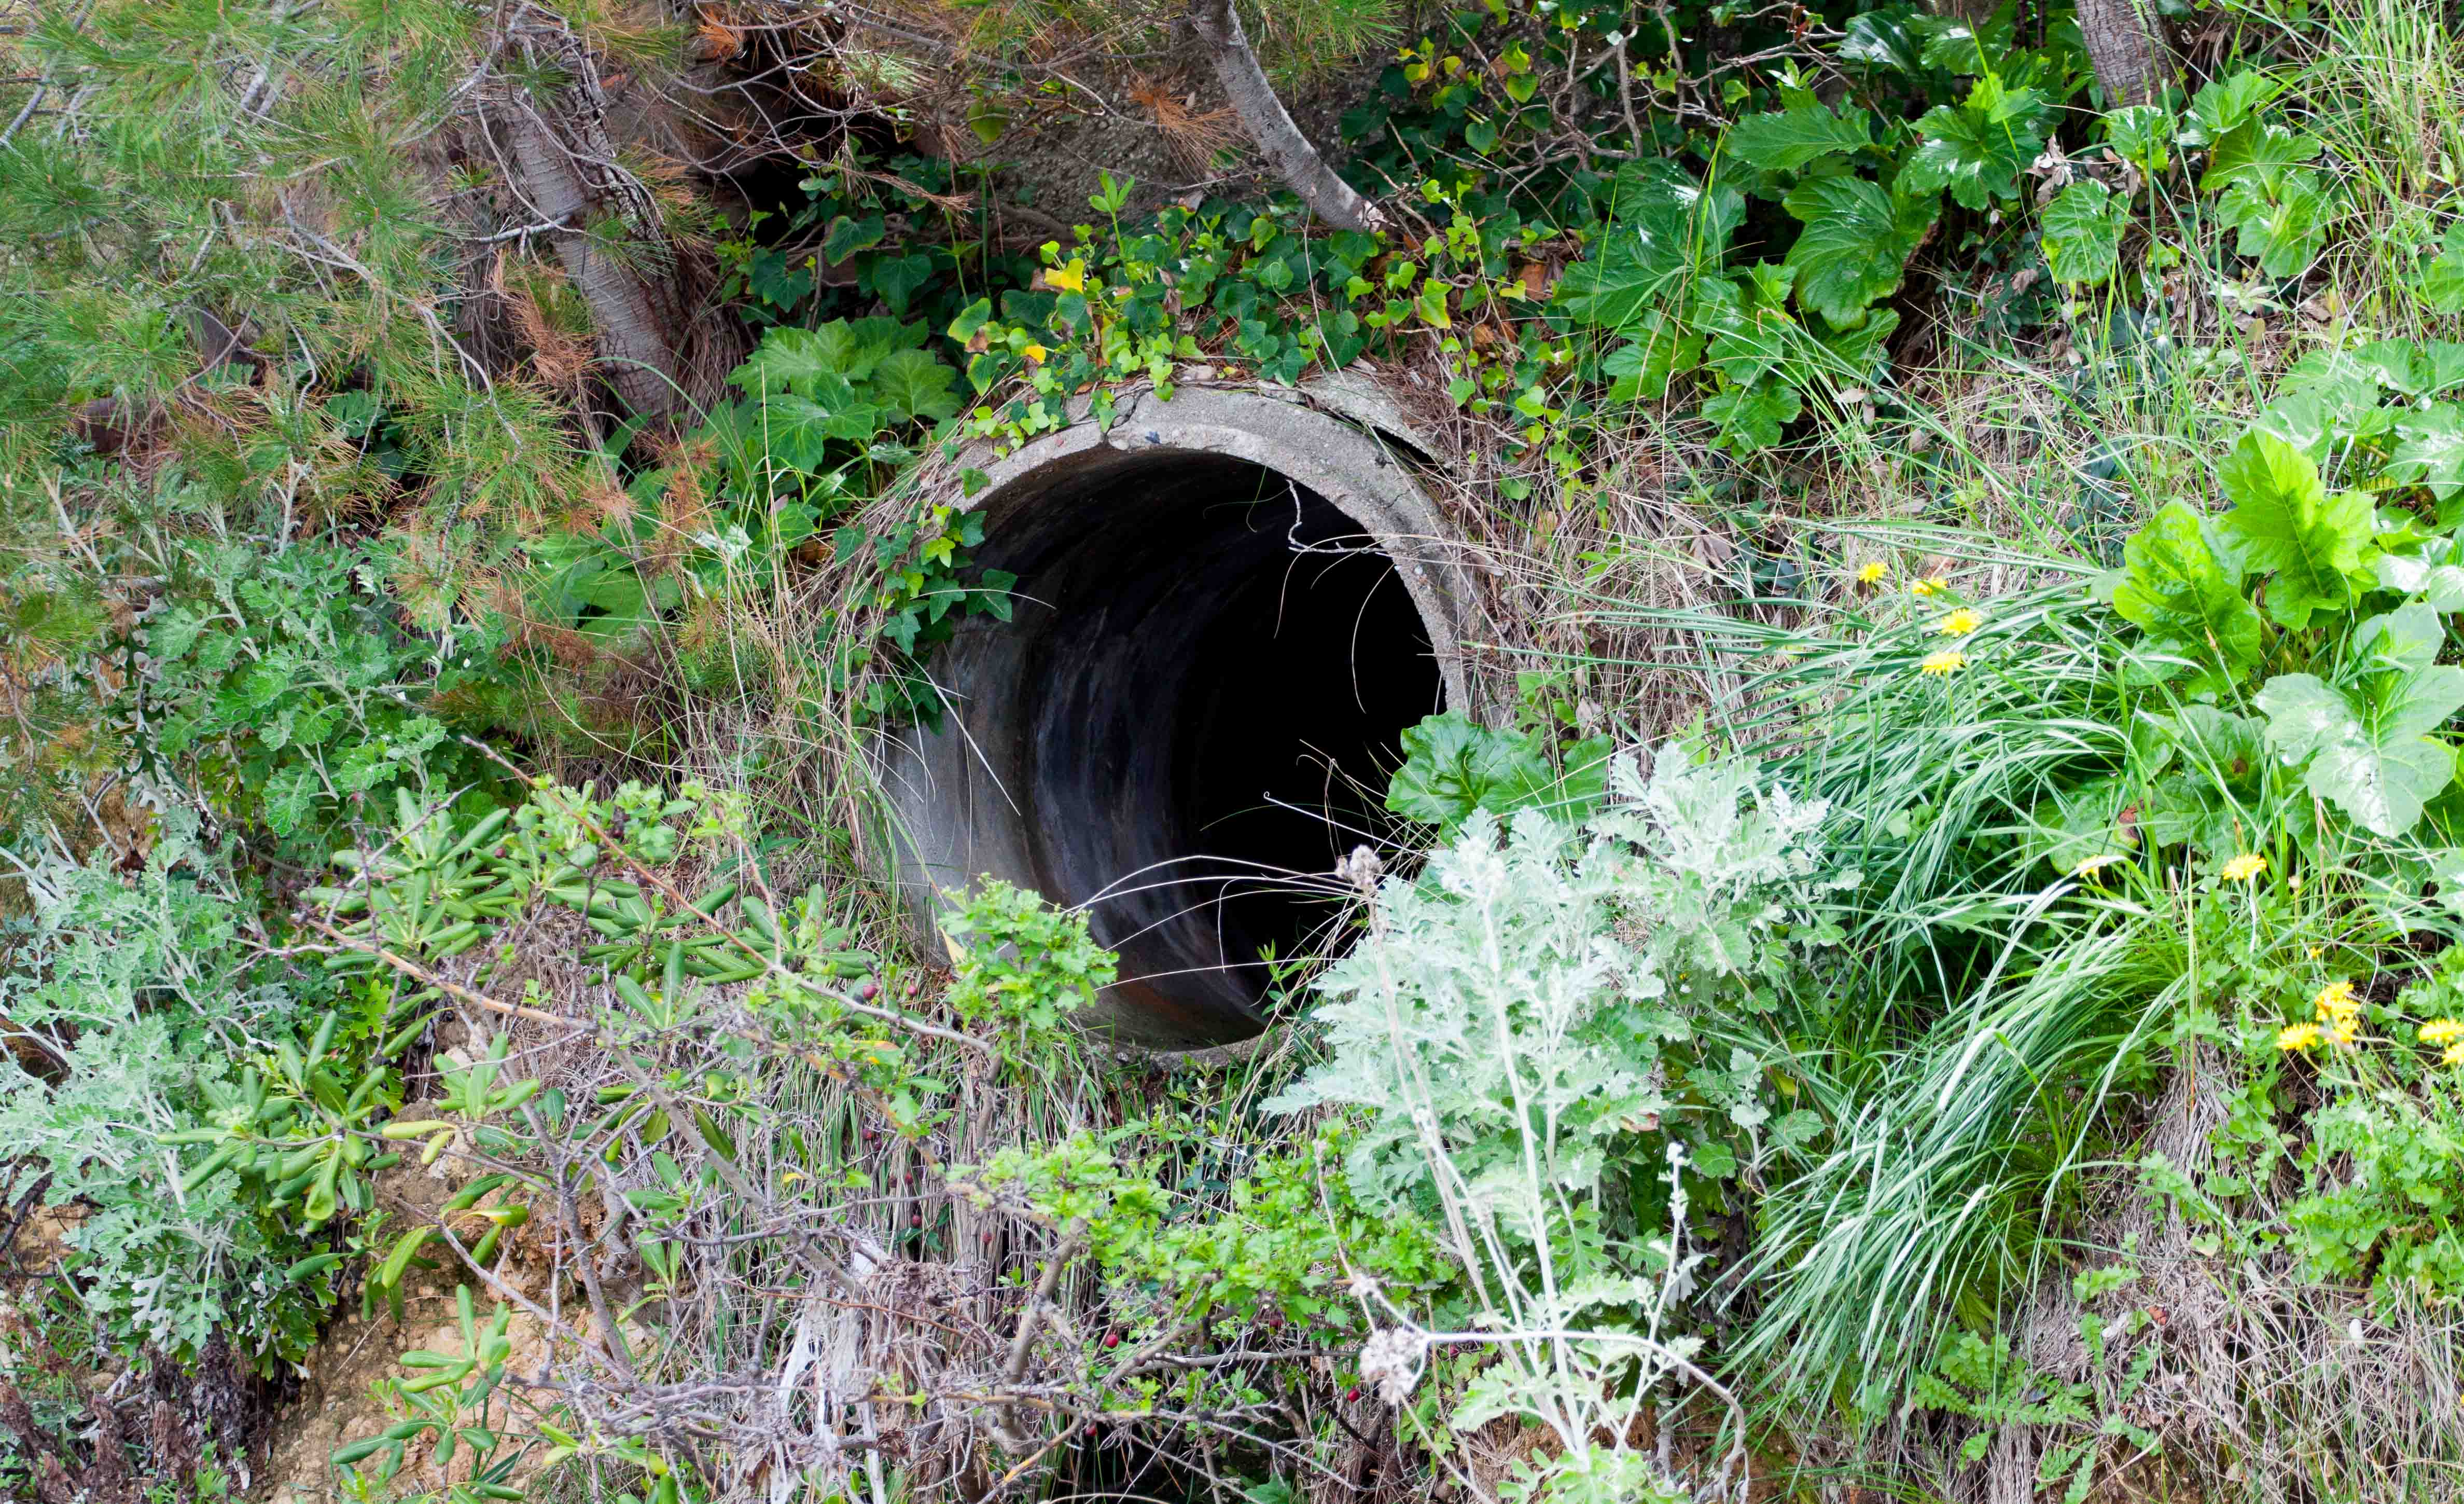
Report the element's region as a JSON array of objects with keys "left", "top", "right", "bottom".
[{"left": 977, "top": 454, "right": 1444, "bottom": 1046}]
